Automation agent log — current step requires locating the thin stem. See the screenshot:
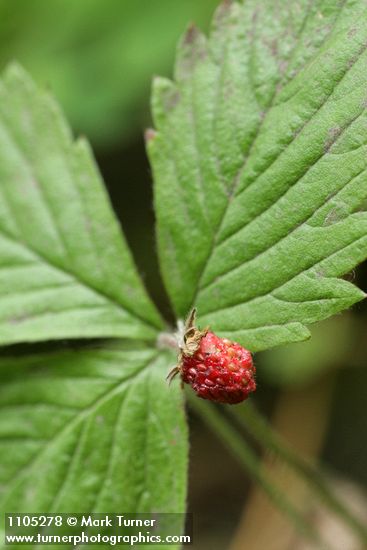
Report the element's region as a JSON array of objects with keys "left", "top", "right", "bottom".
[
  {"left": 187, "top": 393, "right": 326, "bottom": 549},
  {"left": 228, "top": 400, "right": 367, "bottom": 544}
]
